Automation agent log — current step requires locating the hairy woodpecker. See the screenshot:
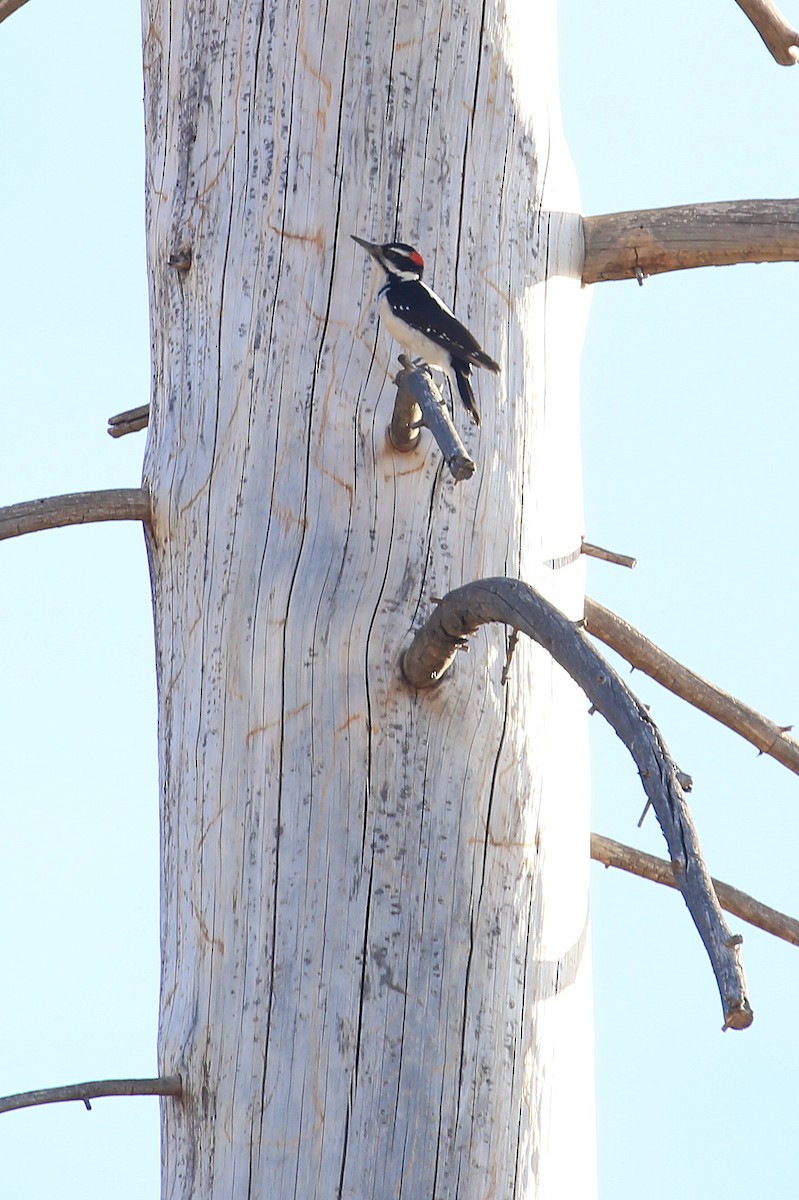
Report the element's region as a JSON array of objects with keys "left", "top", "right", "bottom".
[{"left": 352, "top": 235, "right": 499, "bottom": 426}]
